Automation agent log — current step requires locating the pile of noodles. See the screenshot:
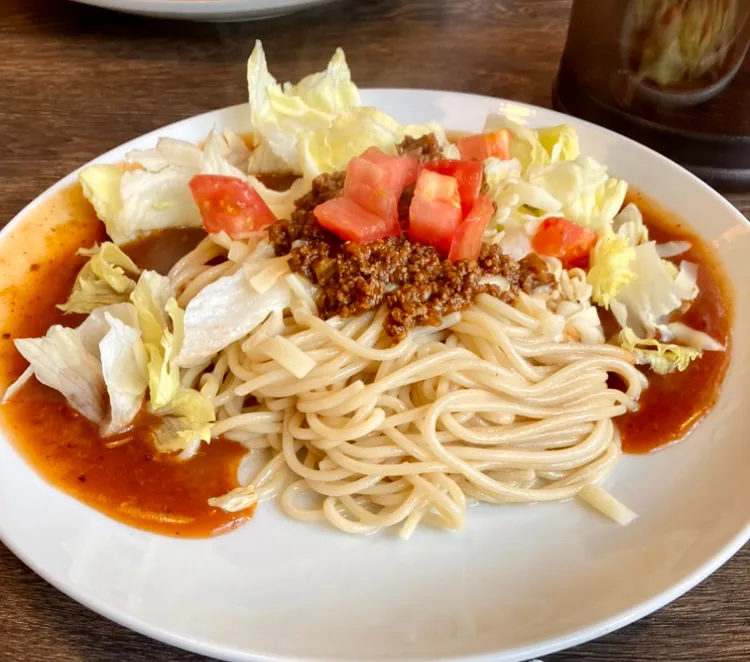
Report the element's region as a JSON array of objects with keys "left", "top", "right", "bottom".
[{"left": 169, "top": 232, "right": 644, "bottom": 539}]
